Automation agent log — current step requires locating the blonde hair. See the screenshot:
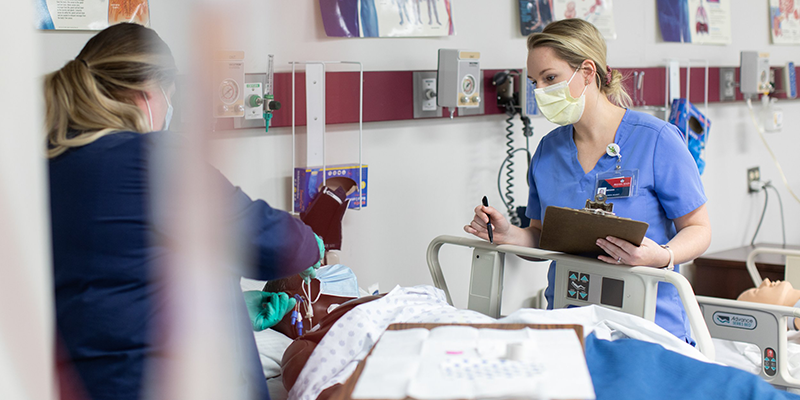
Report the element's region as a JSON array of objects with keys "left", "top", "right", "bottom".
[
  {"left": 527, "top": 19, "right": 631, "bottom": 108},
  {"left": 45, "top": 23, "right": 177, "bottom": 158}
]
